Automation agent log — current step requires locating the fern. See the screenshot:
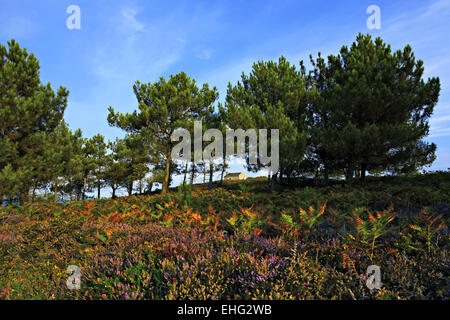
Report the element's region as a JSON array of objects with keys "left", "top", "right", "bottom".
[
  {"left": 176, "top": 182, "right": 192, "bottom": 207},
  {"left": 226, "top": 206, "right": 266, "bottom": 236},
  {"left": 342, "top": 252, "right": 358, "bottom": 277},
  {"left": 407, "top": 209, "right": 447, "bottom": 254},
  {"left": 280, "top": 202, "right": 327, "bottom": 241},
  {"left": 347, "top": 205, "right": 396, "bottom": 262}
]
